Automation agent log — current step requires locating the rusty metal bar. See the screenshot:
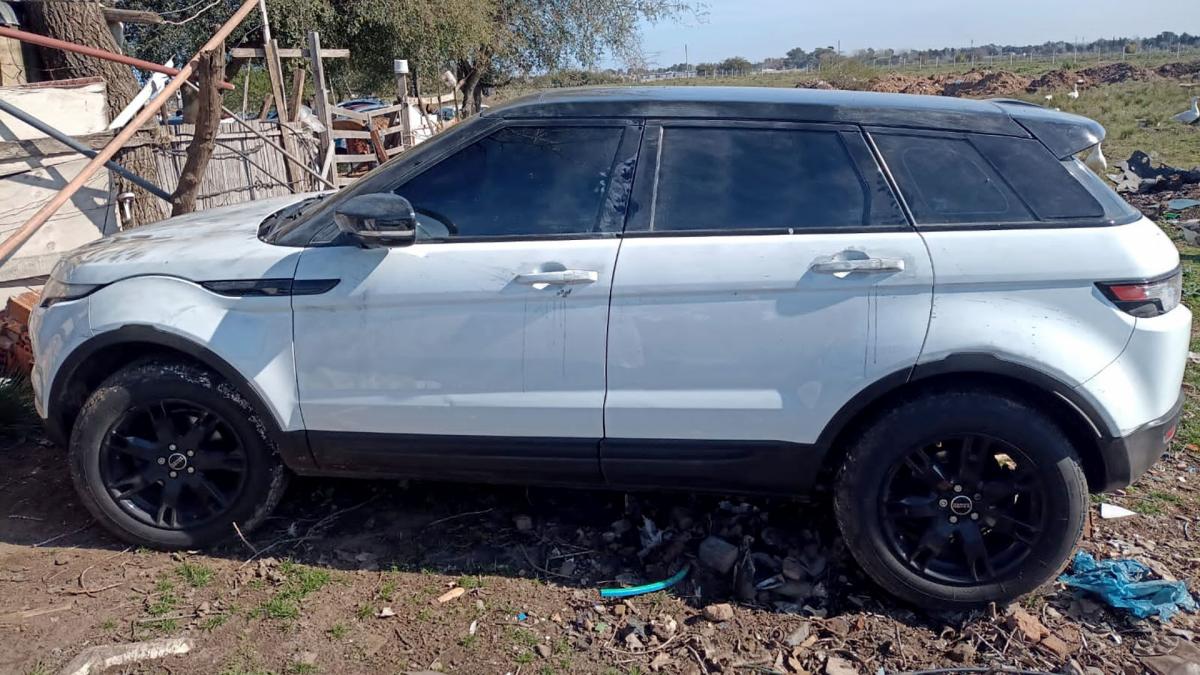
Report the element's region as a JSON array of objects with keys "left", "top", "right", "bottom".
[
  {"left": 0, "top": 0, "right": 260, "bottom": 264},
  {"left": 0, "top": 25, "right": 236, "bottom": 91}
]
